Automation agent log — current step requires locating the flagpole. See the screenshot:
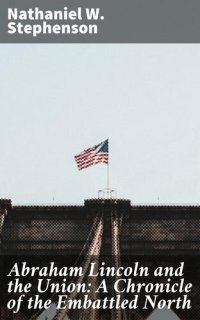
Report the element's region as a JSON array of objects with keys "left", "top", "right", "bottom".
[
  {"left": 107, "top": 139, "right": 110, "bottom": 199},
  {"left": 107, "top": 161, "right": 110, "bottom": 199}
]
